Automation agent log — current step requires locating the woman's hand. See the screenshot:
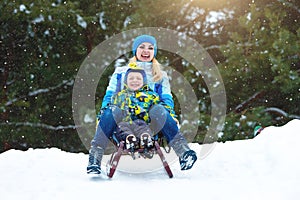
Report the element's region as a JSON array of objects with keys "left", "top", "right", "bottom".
[{"left": 173, "top": 117, "right": 179, "bottom": 125}]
